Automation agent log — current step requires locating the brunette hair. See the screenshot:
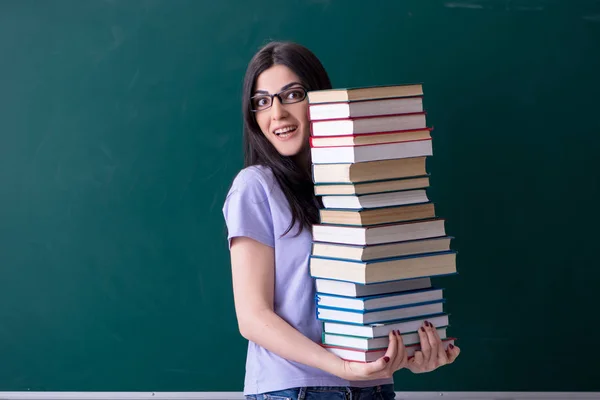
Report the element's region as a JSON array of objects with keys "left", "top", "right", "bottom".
[{"left": 241, "top": 41, "right": 332, "bottom": 236}]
